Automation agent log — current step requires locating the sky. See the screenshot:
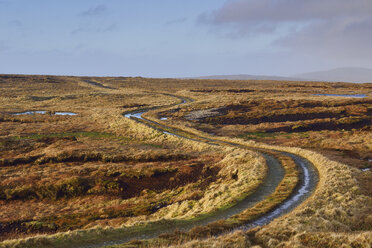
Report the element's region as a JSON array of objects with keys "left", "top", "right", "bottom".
[{"left": 1, "top": 0, "right": 372, "bottom": 77}]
